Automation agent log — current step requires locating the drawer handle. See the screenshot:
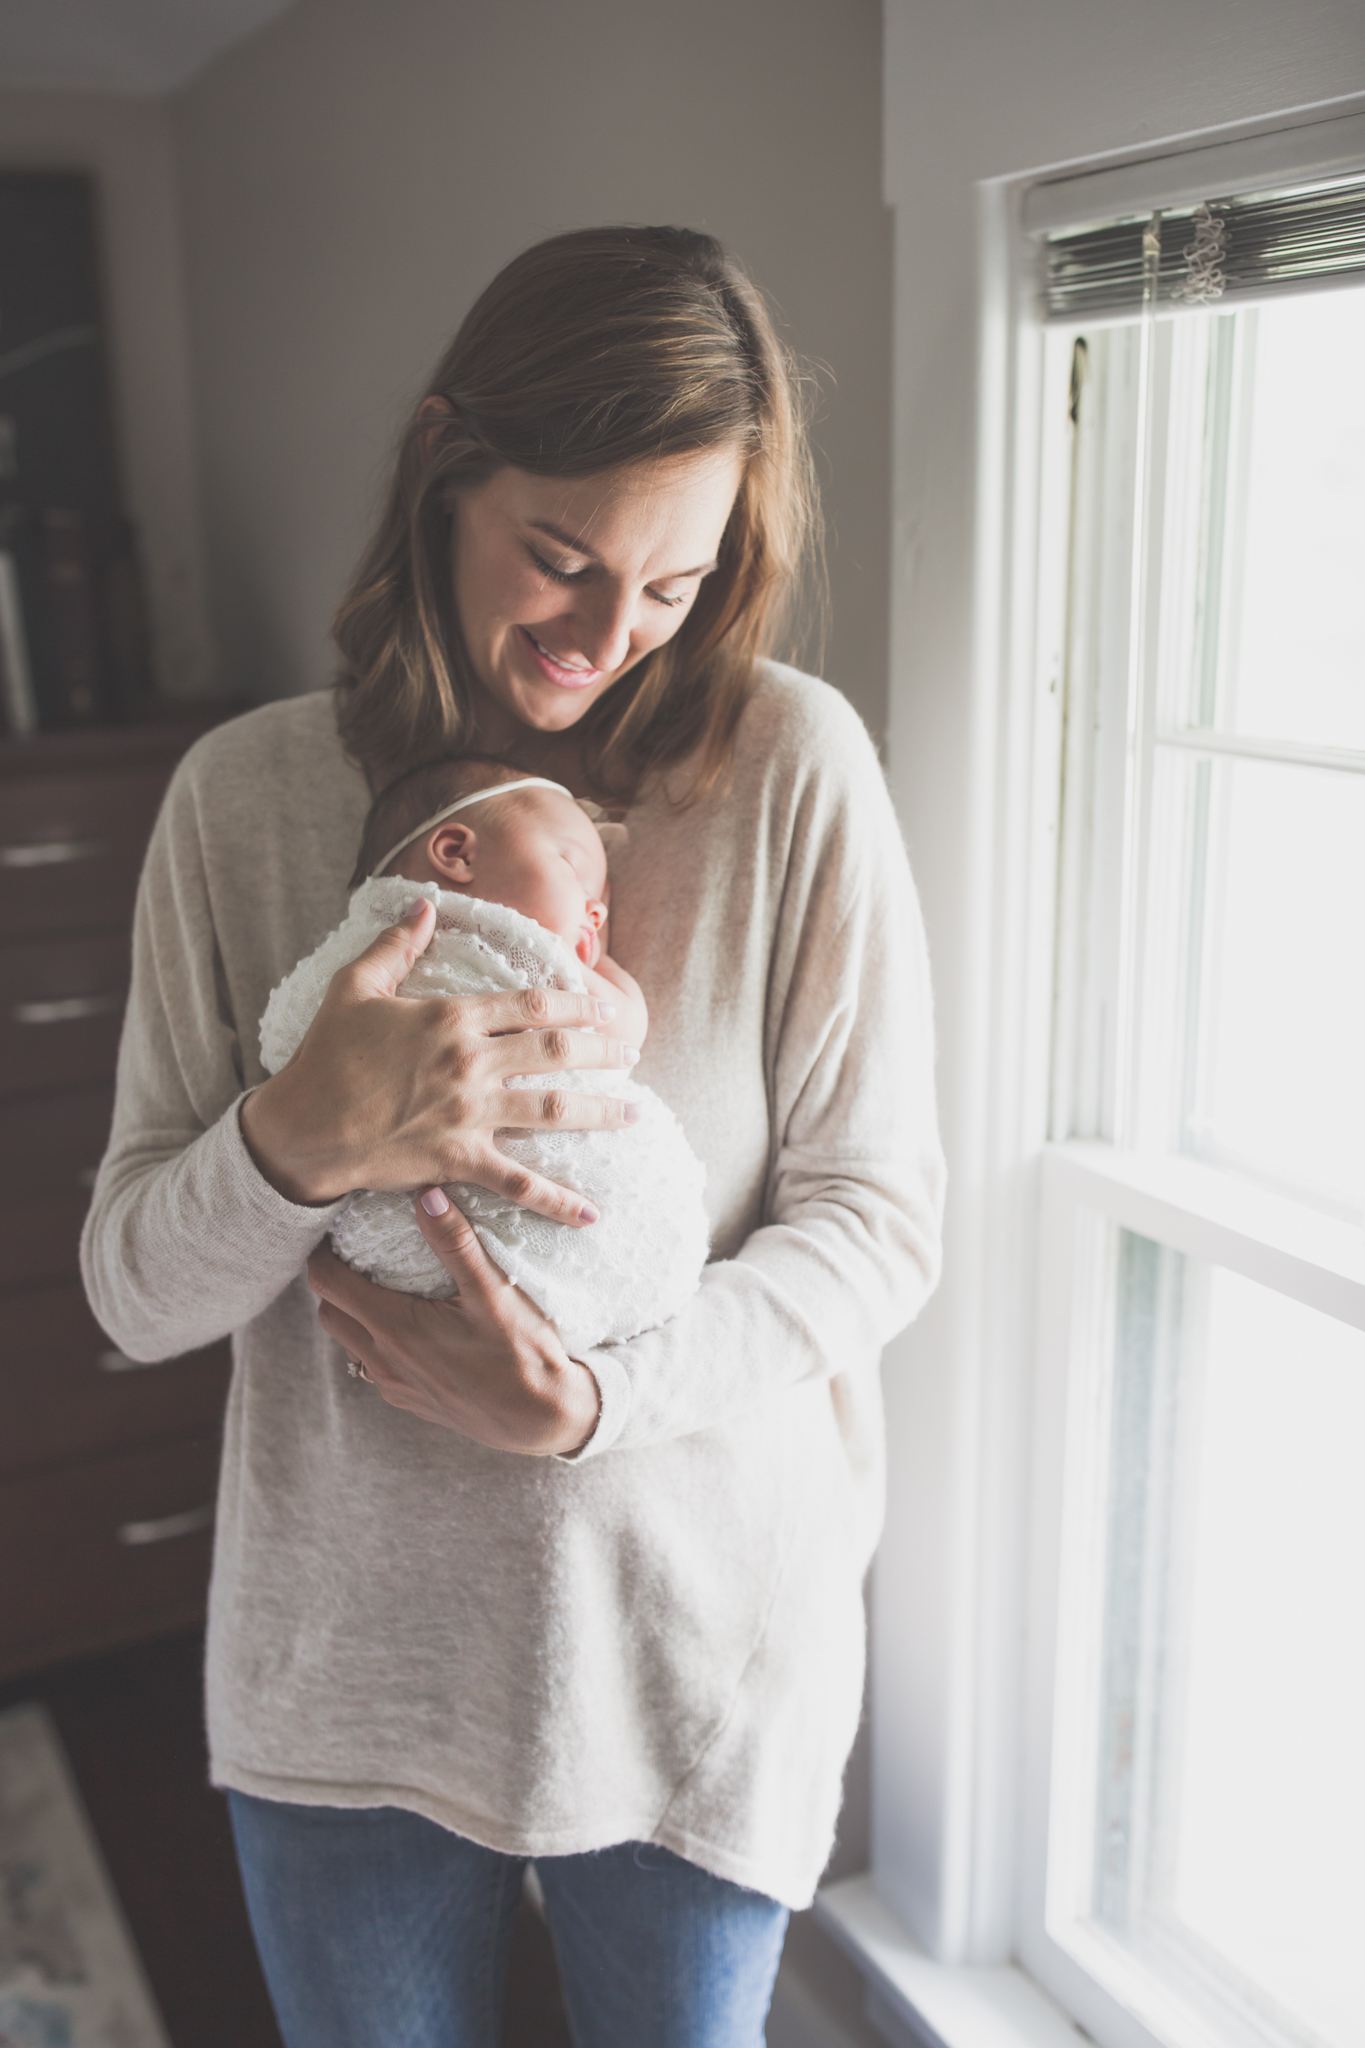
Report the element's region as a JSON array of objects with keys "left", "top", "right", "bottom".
[
  {"left": 117, "top": 1502, "right": 214, "bottom": 1547},
  {"left": 14, "top": 990, "right": 124, "bottom": 1025},
  {"left": 0, "top": 836, "right": 110, "bottom": 869},
  {"left": 97, "top": 1347, "right": 165, "bottom": 1374}
]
